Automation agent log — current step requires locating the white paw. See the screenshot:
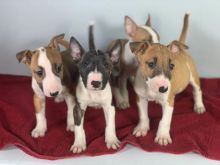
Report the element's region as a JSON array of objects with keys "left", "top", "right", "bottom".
[
  {"left": 194, "top": 105, "right": 206, "bottom": 114},
  {"left": 66, "top": 123, "right": 75, "bottom": 132},
  {"left": 31, "top": 126, "right": 47, "bottom": 138},
  {"left": 116, "top": 101, "right": 130, "bottom": 109},
  {"left": 154, "top": 130, "right": 172, "bottom": 146},
  {"left": 133, "top": 122, "right": 149, "bottom": 137},
  {"left": 70, "top": 141, "right": 86, "bottom": 153},
  {"left": 105, "top": 136, "right": 120, "bottom": 150}
]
